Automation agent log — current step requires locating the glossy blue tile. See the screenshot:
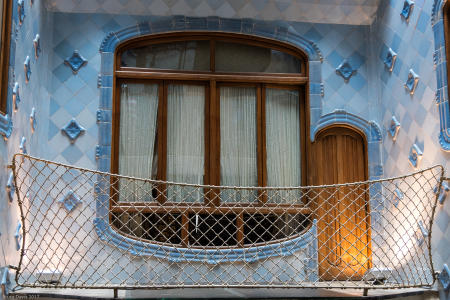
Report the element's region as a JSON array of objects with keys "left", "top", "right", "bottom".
[
  {"left": 64, "top": 97, "right": 85, "bottom": 117},
  {"left": 416, "top": 11, "right": 429, "bottom": 34},
  {"left": 61, "top": 144, "right": 83, "bottom": 164},
  {"left": 327, "top": 50, "right": 344, "bottom": 69},
  {"left": 391, "top": 33, "right": 402, "bottom": 52},
  {"left": 48, "top": 120, "right": 59, "bottom": 140},
  {"left": 349, "top": 51, "right": 365, "bottom": 69},
  {"left": 102, "top": 19, "right": 120, "bottom": 34},
  {"left": 54, "top": 39, "right": 74, "bottom": 60},
  {"left": 53, "top": 63, "right": 72, "bottom": 83},
  {"left": 65, "top": 76, "right": 85, "bottom": 94},
  {"left": 49, "top": 98, "right": 60, "bottom": 116},
  {"left": 304, "top": 27, "right": 323, "bottom": 42},
  {"left": 349, "top": 73, "right": 366, "bottom": 91},
  {"left": 418, "top": 38, "right": 431, "bottom": 58}
]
